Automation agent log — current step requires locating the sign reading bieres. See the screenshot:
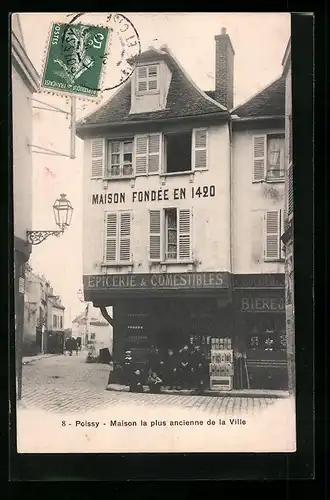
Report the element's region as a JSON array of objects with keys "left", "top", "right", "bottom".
[
  {"left": 91, "top": 185, "right": 216, "bottom": 205},
  {"left": 84, "top": 272, "right": 229, "bottom": 290}
]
